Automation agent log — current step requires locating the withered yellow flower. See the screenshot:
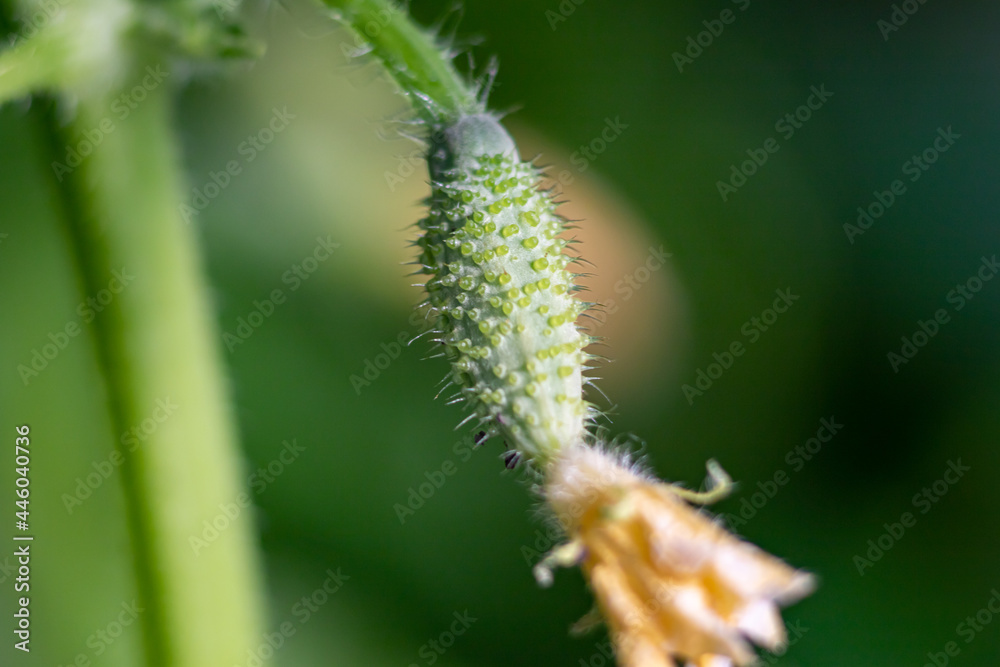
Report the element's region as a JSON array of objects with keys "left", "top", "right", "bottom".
[{"left": 539, "top": 445, "right": 815, "bottom": 667}]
